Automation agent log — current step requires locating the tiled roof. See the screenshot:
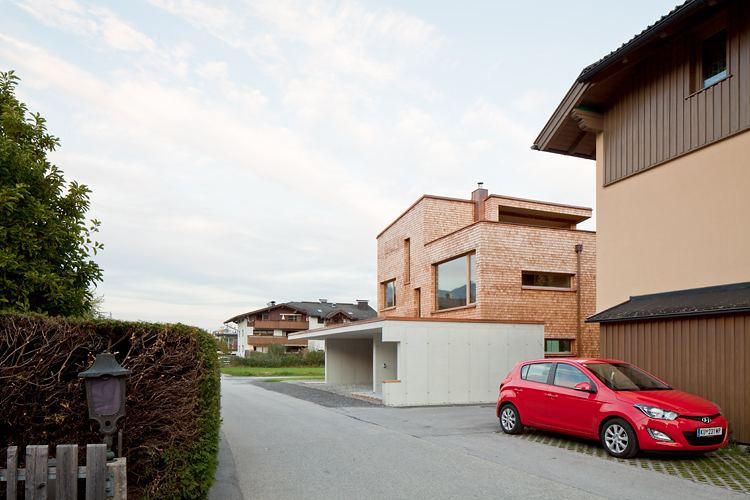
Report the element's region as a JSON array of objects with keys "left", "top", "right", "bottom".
[
  {"left": 586, "top": 282, "right": 750, "bottom": 323},
  {"left": 577, "top": 1, "right": 701, "bottom": 82},
  {"left": 287, "top": 301, "right": 377, "bottom": 321}
]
